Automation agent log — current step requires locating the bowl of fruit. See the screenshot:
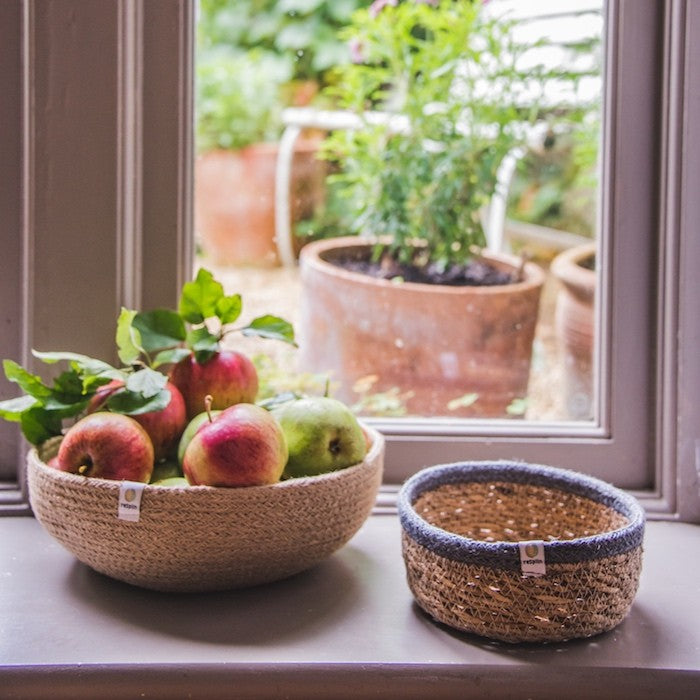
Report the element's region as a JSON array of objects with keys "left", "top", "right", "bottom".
[{"left": 6, "top": 269, "right": 385, "bottom": 592}]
